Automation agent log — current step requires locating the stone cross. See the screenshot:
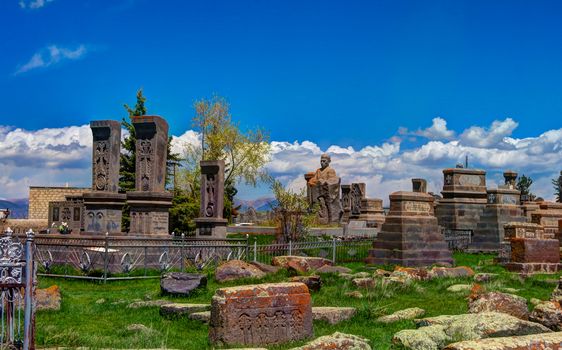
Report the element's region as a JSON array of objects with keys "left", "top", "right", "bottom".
[
  {"left": 132, "top": 116, "right": 169, "bottom": 193},
  {"left": 200, "top": 160, "right": 225, "bottom": 219},
  {"left": 90, "top": 120, "right": 121, "bottom": 192}
]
